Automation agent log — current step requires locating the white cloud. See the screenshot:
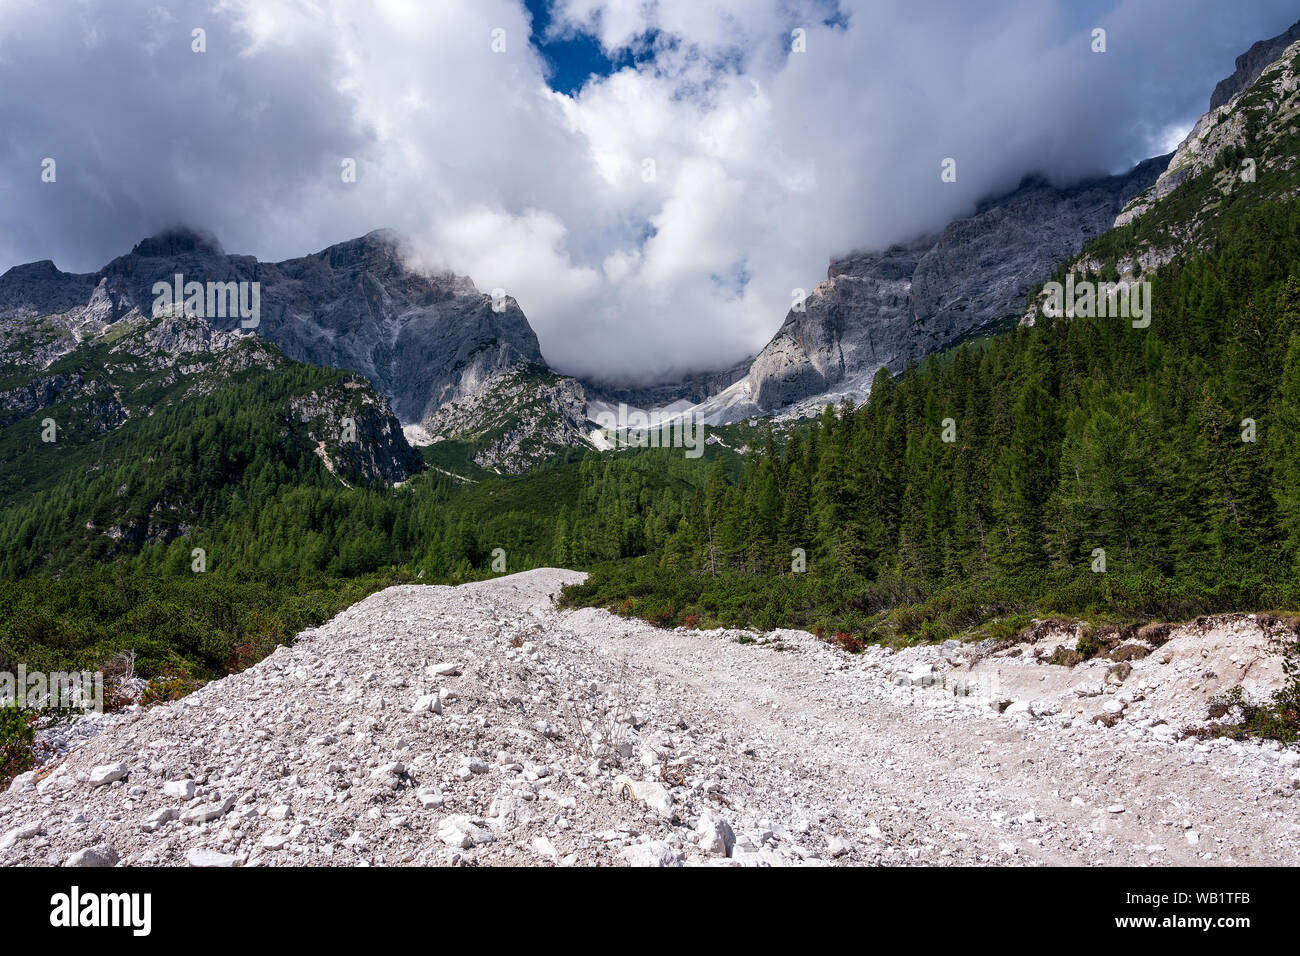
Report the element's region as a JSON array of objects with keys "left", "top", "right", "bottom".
[{"left": 1, "top": 0, "right": 1297, "bottom": 381}]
